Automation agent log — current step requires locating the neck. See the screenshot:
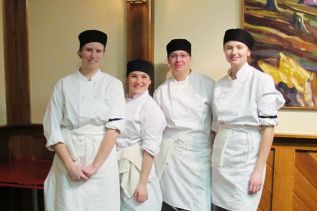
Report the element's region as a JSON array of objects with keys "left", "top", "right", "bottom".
[
  {"left": 230, "top": 62, "right": 247, "bottom": 79},
  {"left": 79, "top": 66, "right": 98, "bottom": 80},
  {"left": 173, "top": 69, "right": 191, "bottom": 81}
]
